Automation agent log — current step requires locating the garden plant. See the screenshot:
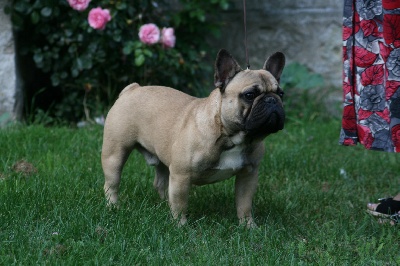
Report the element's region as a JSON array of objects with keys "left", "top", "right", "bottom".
[{"left": 4, "top": 0, "right": 229, "bottom": 122}]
